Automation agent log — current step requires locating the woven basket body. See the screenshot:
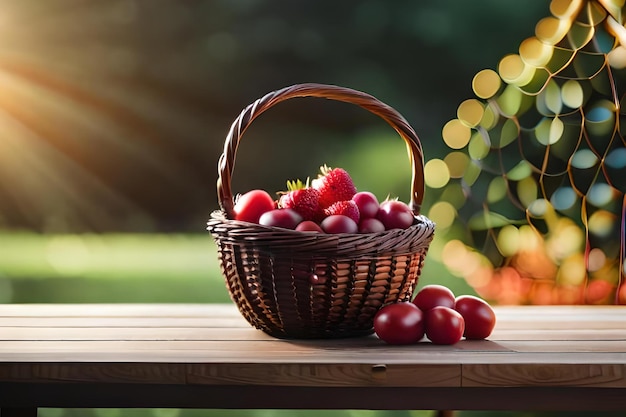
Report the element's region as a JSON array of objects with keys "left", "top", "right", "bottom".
[{"left": 207, "top": 83, "right": 435, "bottom": 338}]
